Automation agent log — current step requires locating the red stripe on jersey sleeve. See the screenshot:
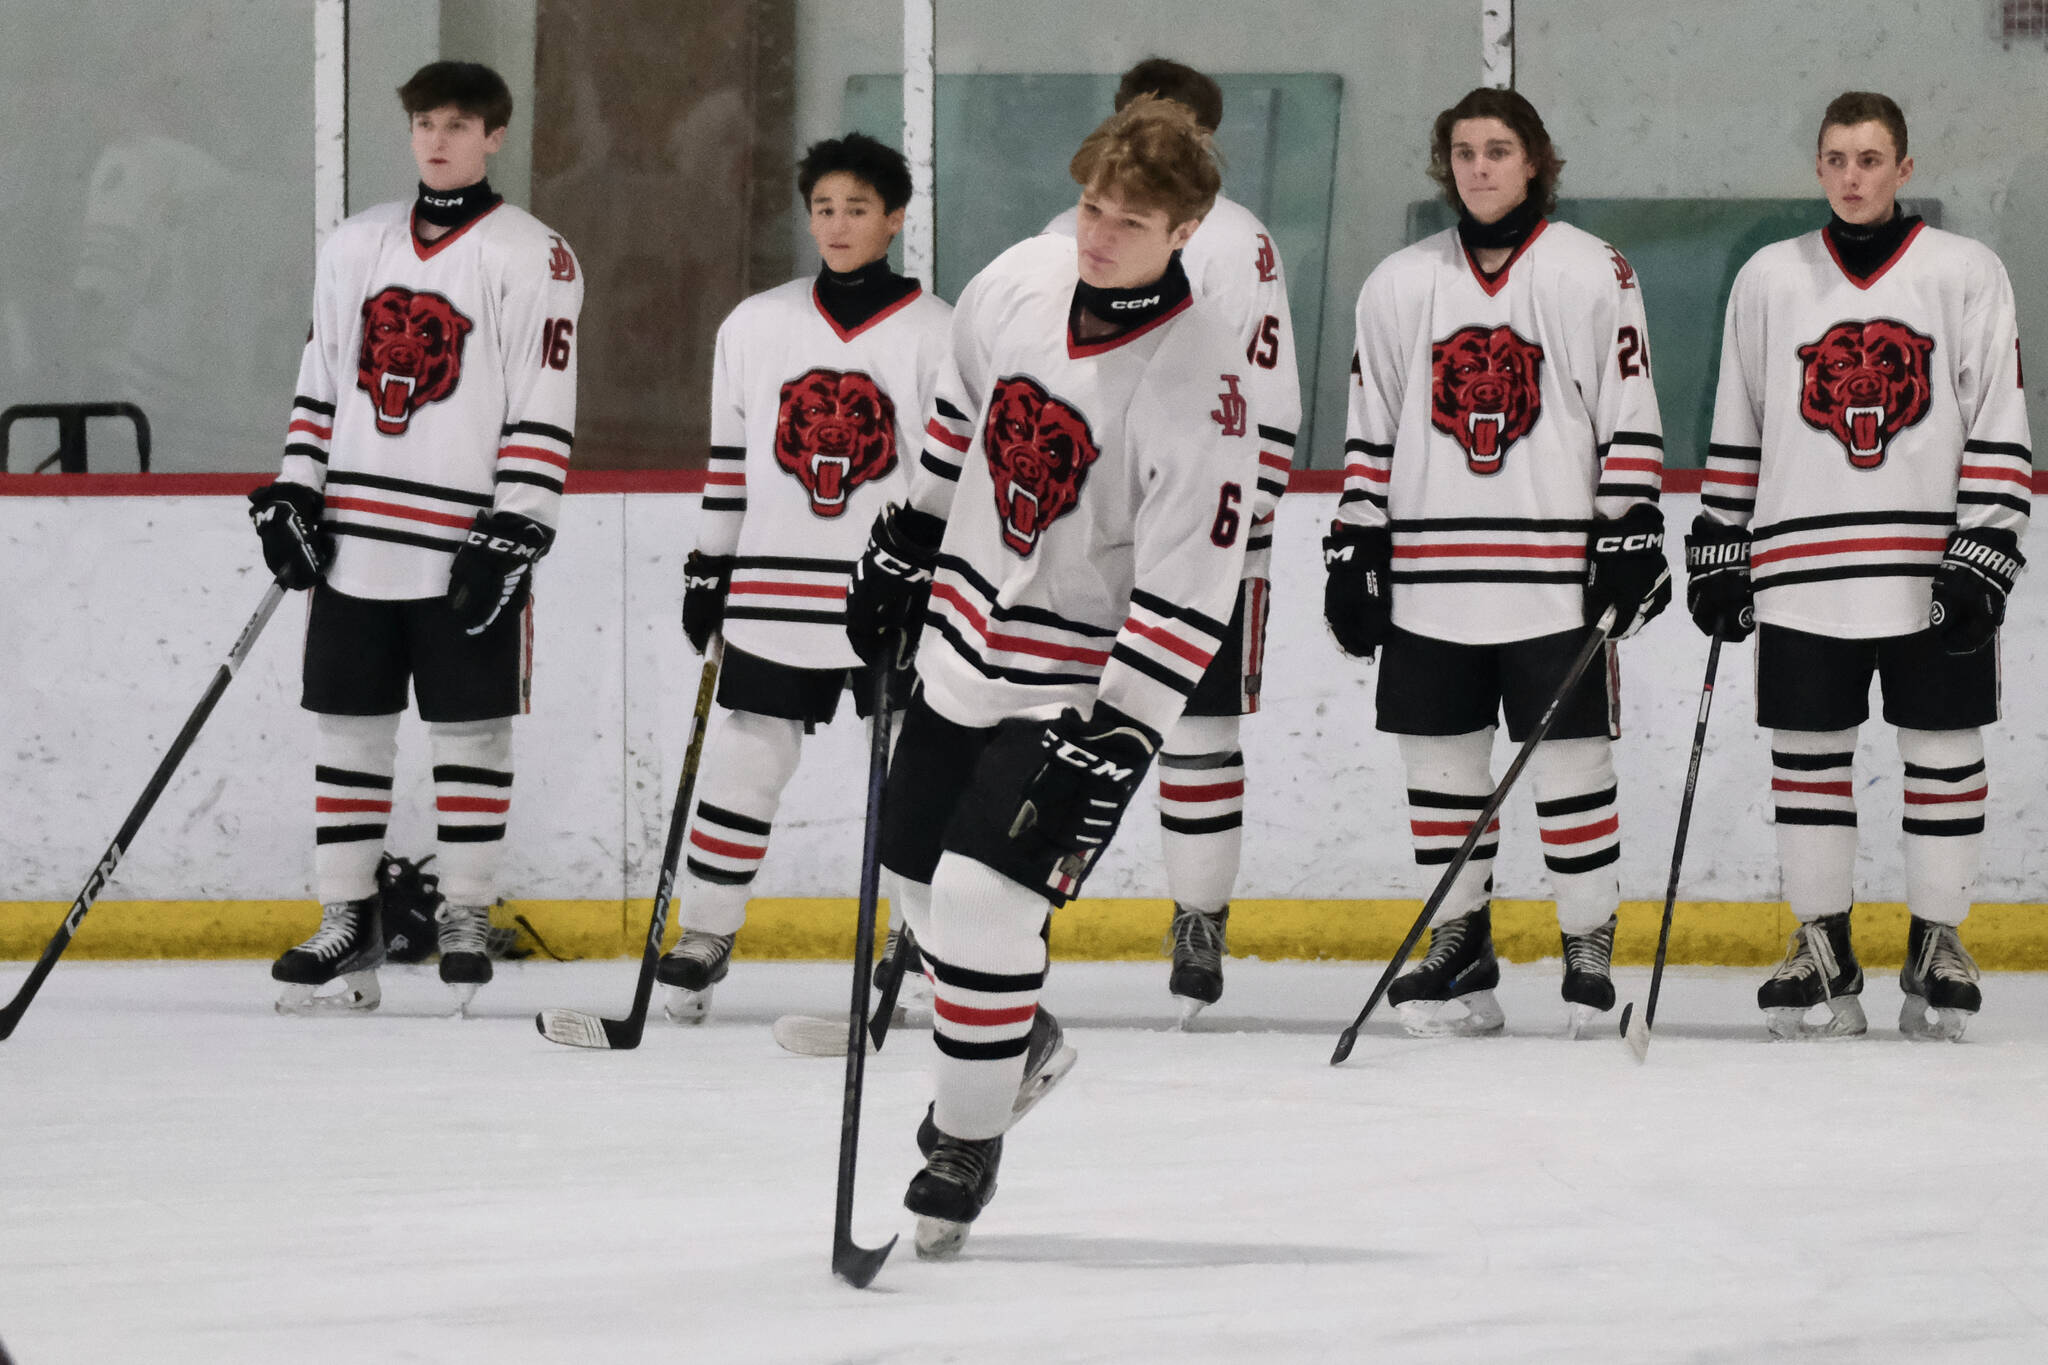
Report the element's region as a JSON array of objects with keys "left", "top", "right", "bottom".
[
  {"left": 325, "top": 496, "right": 475, "bottom": 530},
  {"left": 925, "top": 418, "right": 970, "bottom": 452},
  {"left": 498, "top": 443, "right": 572, "bottom": 471},
  {"left": 932, "top": 582, "right": 1114, "bottom": 666}
]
